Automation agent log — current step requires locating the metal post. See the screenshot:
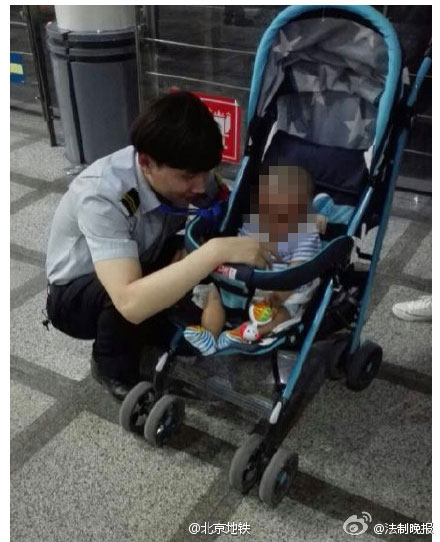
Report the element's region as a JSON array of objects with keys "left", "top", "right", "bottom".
[
  {"left": 24, "top": 6, "right": 57, "bottom": 146},
  {"left": 134, "top": 7, "right": 144, "bottom": 111}
]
